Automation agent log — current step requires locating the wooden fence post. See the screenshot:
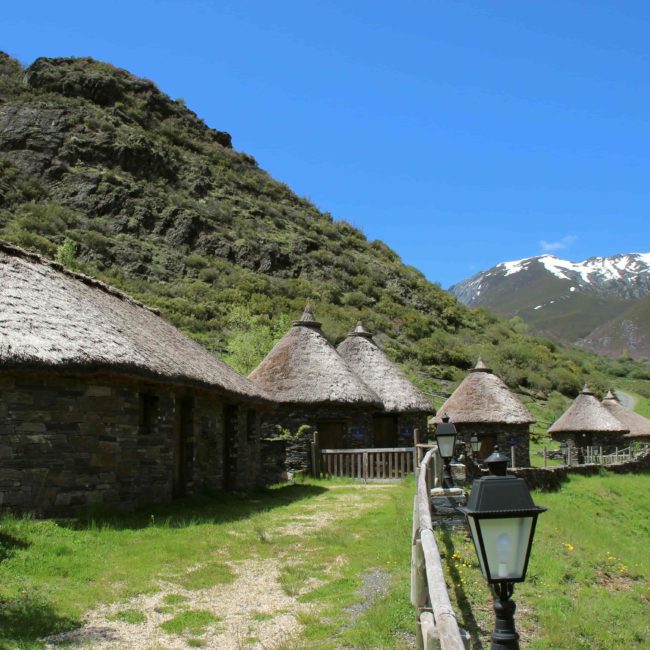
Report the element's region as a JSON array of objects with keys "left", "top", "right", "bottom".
[
  {"left": 311, "top": 430, "right": 320, "bottom": 478},
  {"left": 414, "top": 428, "right": 420, "bottom": 470},
  {"left": 511, "top": 445, "right": 516, "bottom": 469},
  {"left": 543, "top": 447, "right": 547, "bottom": 468}
]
